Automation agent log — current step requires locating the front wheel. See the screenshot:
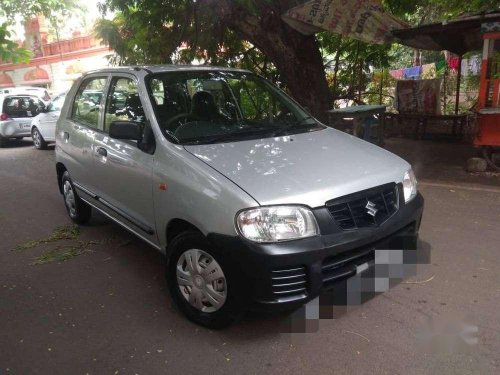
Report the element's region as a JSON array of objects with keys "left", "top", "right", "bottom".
[
  {"left": 32, "top": 127, "right": 48, "bottom": 150},
  {"left": 61, "top": 171, "right": 92, "bottom": 224},
  {"left": 166, "top": 231, "right": 243, "bottom": 328}
]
